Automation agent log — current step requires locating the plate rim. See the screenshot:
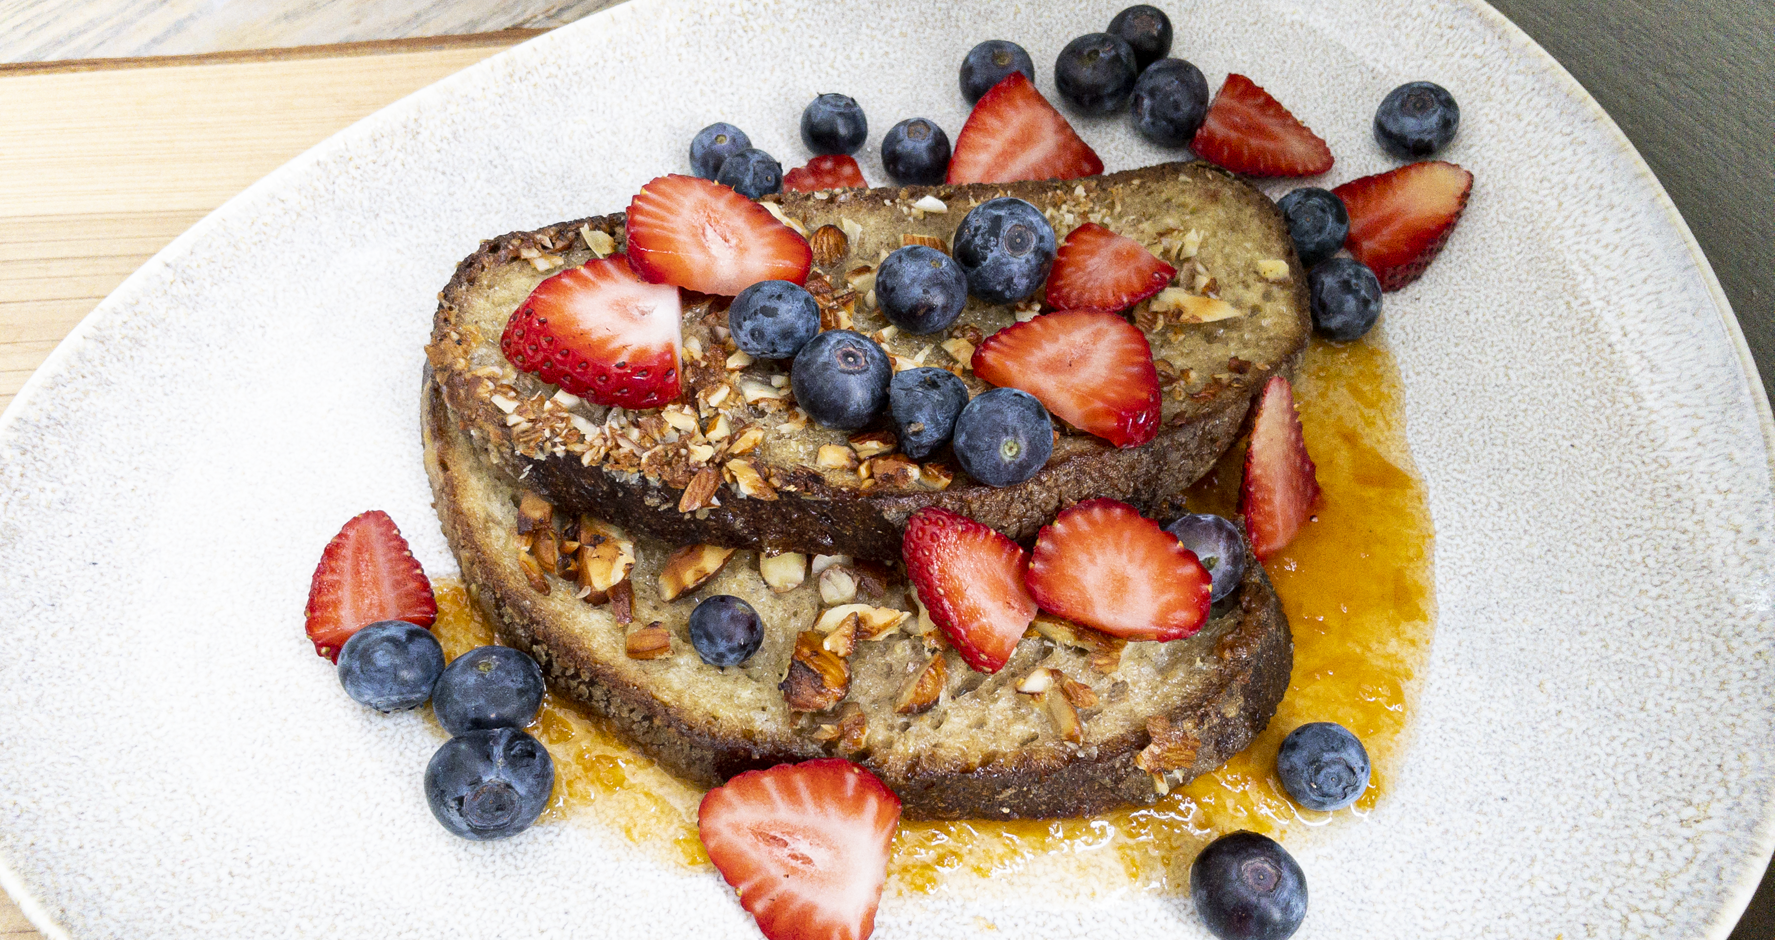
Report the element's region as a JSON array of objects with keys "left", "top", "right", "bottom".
[{"left": 1, "top": 0, "right": 1771, "bottom": 935}]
